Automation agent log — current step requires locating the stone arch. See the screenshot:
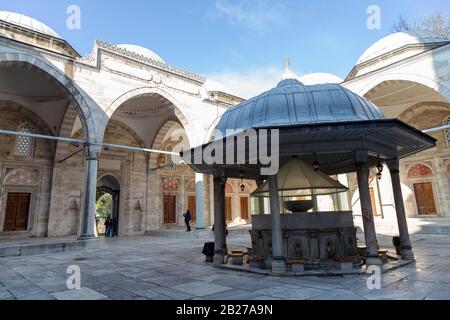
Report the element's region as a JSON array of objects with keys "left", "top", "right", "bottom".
[
  {"left": 102, "top": 87, "right": 190, "bottom": 138},
  {"left": 407, "top": 163, "right": 434, "bottom": 179},
  {"left": 97, "top": 173, "right": 122, "bottom": 191},
  {"left": 149, "top": 120, "right": 190, "bottom": 168},
  {"left": 204, "top": 115, "right": 222, "bottom": 143},
  {"left": 398, "top": 102, "right": 450, "bottom": 122},
  {"left": 0, "top": 53, "right": 96, "bottom": 140},
  {"left": 0, "top": 101, "right": 56, "bottom": 156},
  {"left": 225, "top": 182, "right": 234, "bottom": 194},
  {"left": 185, "top": 179, "right": 196, "bottom": 193},
  {"left": 358, "top": 73, "right": 450, "bottom": 103},
  {"left": 3, "top": 168, "right": 38, "bottom": 186}
]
